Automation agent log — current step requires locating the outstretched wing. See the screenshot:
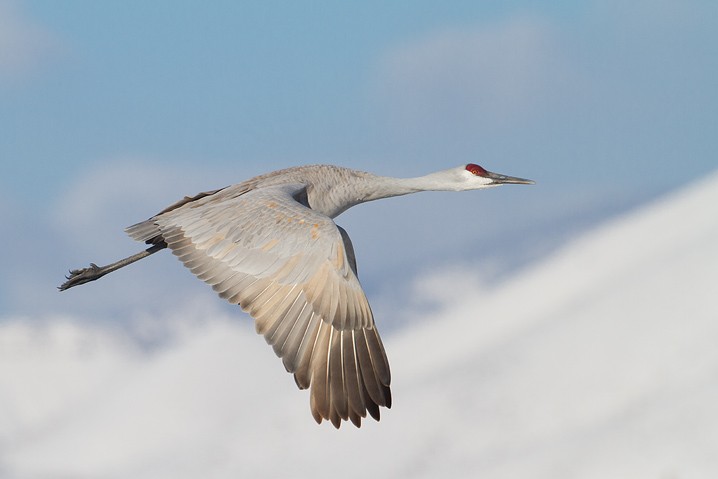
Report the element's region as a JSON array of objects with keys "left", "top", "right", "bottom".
[{"left": 148, "top": 183, "right": 391, "bottom": 427}]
